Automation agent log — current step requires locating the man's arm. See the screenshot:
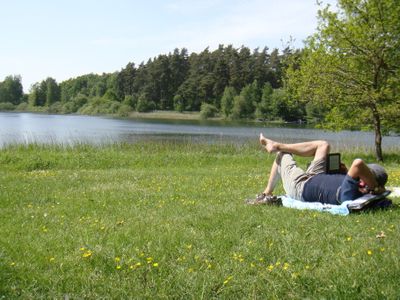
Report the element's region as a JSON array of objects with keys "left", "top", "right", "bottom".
[{"left": 347, "top": 159, "right": 383, "bottom": 193}]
